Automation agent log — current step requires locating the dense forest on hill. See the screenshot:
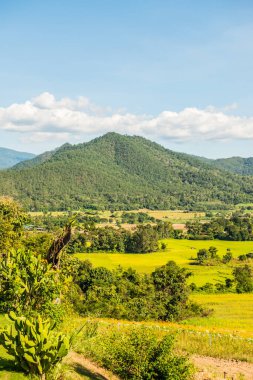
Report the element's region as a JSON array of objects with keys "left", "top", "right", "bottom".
[
  {"left": 194, "top": 156, "right": 253, "bottom": 175},
  {"left": 0, "top": 133, "right": 253, "bottom": 211},
  {"left": 211, "top": 157, "right": 253, "bottom": 175}
]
